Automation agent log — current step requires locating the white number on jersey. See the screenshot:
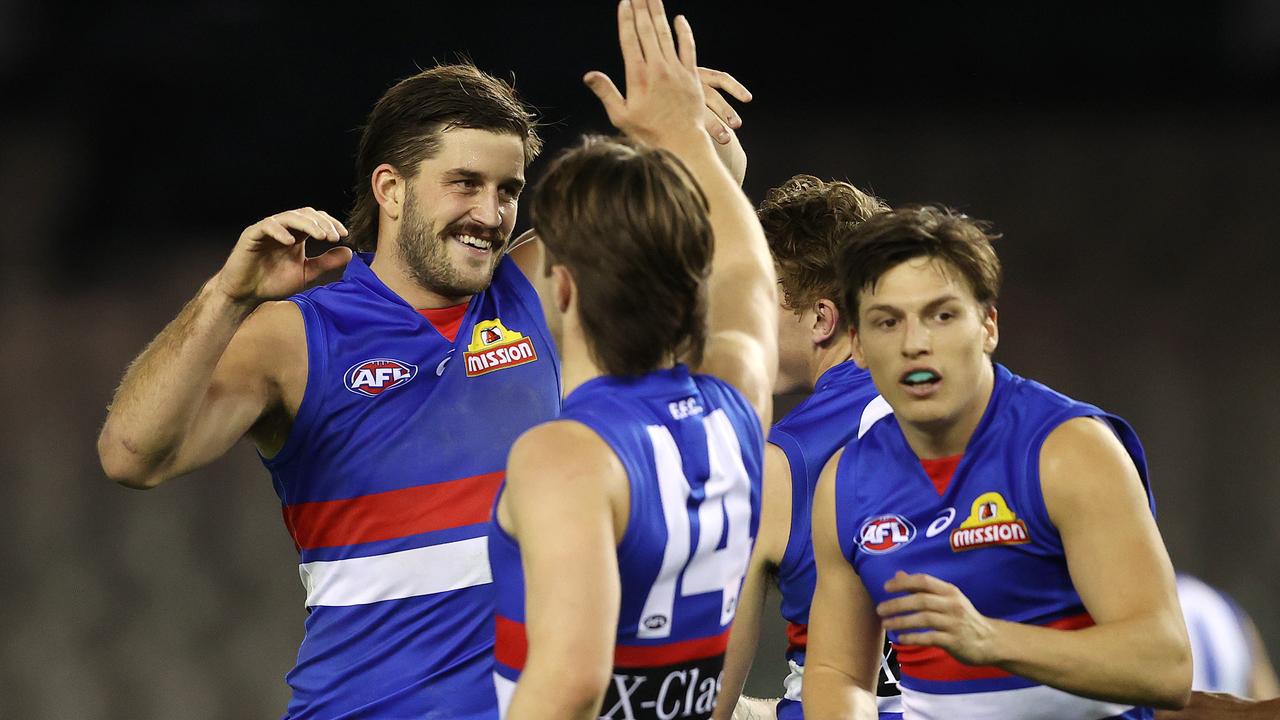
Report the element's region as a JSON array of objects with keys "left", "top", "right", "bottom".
[{"left": 638, "top": 409, "right": 754, "bottom": 639}]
